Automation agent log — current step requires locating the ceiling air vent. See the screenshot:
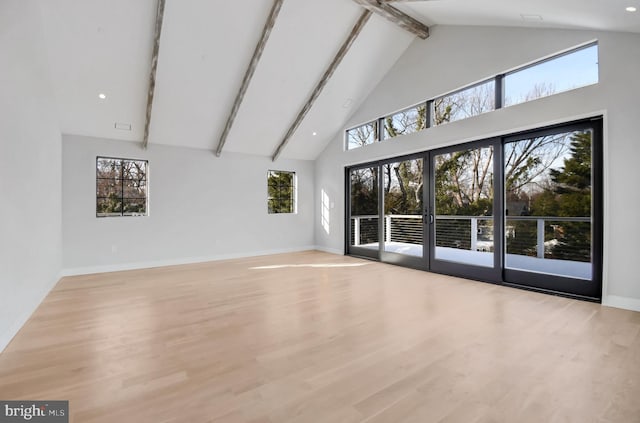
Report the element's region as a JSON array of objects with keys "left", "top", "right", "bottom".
[
  {"left": 520, "top": 14, "right": 543, "bottom": 22},
  {"left": 114, "top": 122, "right": 132, "bottom": 131}
]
